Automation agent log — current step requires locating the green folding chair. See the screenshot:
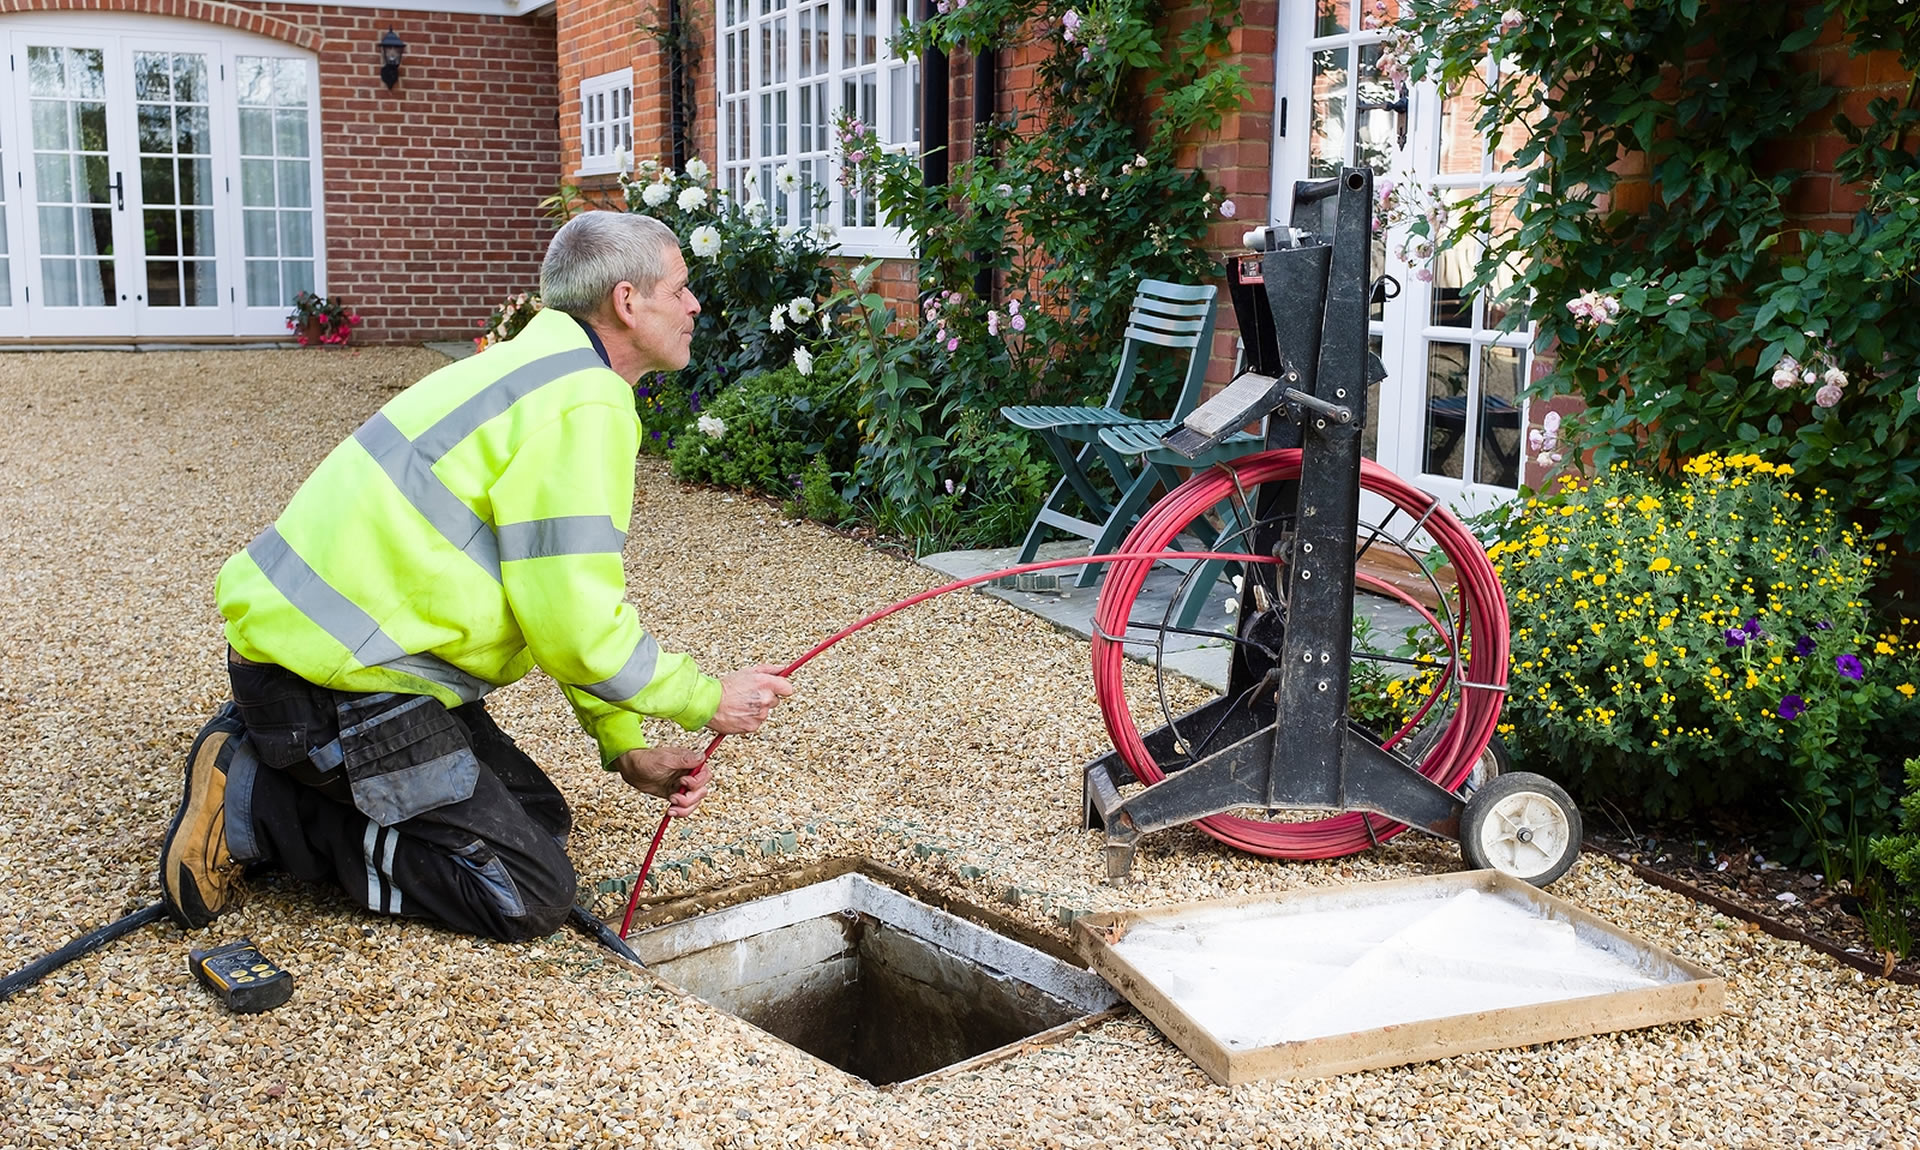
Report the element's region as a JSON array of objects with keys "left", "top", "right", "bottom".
[{"left": 1001, "top": 280, "right": 1218, "bottom": 585}]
